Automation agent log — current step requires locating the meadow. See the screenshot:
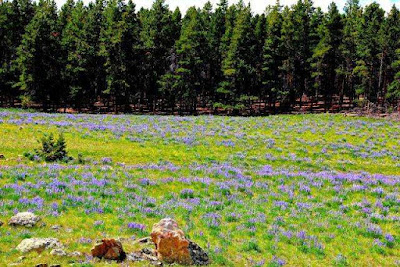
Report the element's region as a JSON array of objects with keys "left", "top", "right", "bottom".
[{"left": 0, "top": 109, "right": 399, "bottom": 266}]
